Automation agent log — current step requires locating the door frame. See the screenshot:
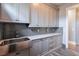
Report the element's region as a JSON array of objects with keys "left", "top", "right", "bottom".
[{"left": 66, "top": 4, "right": 79, "bottom": 48}]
